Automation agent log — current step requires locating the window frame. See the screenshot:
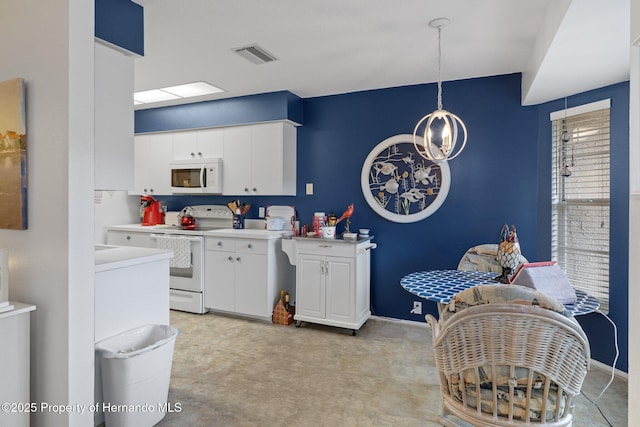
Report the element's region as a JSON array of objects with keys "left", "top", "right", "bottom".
[{"left": 550, "top": 99, "right": 611, "bottom": 312}]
